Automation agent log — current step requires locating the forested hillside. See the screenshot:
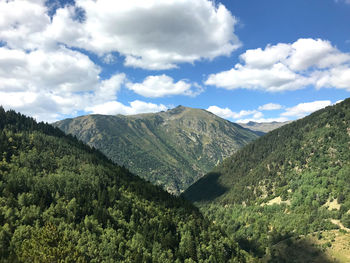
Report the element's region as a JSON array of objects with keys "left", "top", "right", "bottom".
[
  {"left": 184, "top": 99, "right": 350, "bottom": 261},
  {"left": 54, "top": 106, "right": 258, "bottom": 194},
  {"left": 0, "top": 107, "right": 252, "bottom": 262}
]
